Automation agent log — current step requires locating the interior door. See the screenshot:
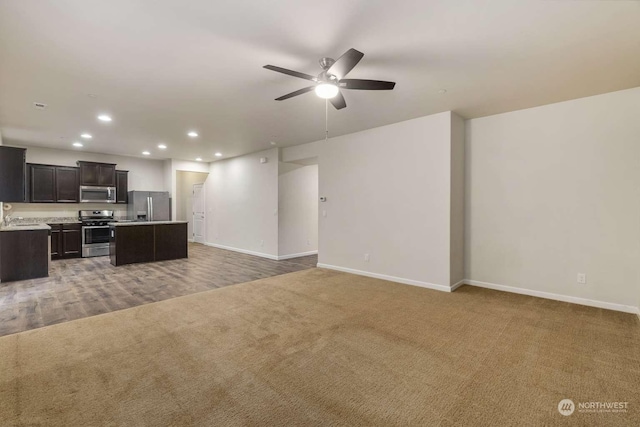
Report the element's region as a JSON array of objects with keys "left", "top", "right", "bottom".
[{"left": 192, "top": 183, "right": 205, "bottom": 243}]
